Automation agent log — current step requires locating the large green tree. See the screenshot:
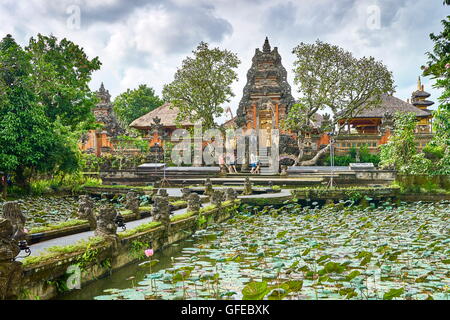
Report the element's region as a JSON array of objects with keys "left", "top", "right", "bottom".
[
  {"left": 0, "top": 35, "right": 80, "bottom": 188},
  {"left": 163, "top": 42, "right": 240, "bottom": 129},
  {"left": 26, "top": 34, "right": 101, "bottom": 130},
  {"left": 379, "top": 112, "right": 432, "bottom": 174},
  {"left": 422, "top": 14, "right": 450, "bottom": 174},
  {"left": 113, "top": 84, "right": 163, "bottom": 126},
  {"left": 285, "top": 40, "right": 394, "bottom": 165}
]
